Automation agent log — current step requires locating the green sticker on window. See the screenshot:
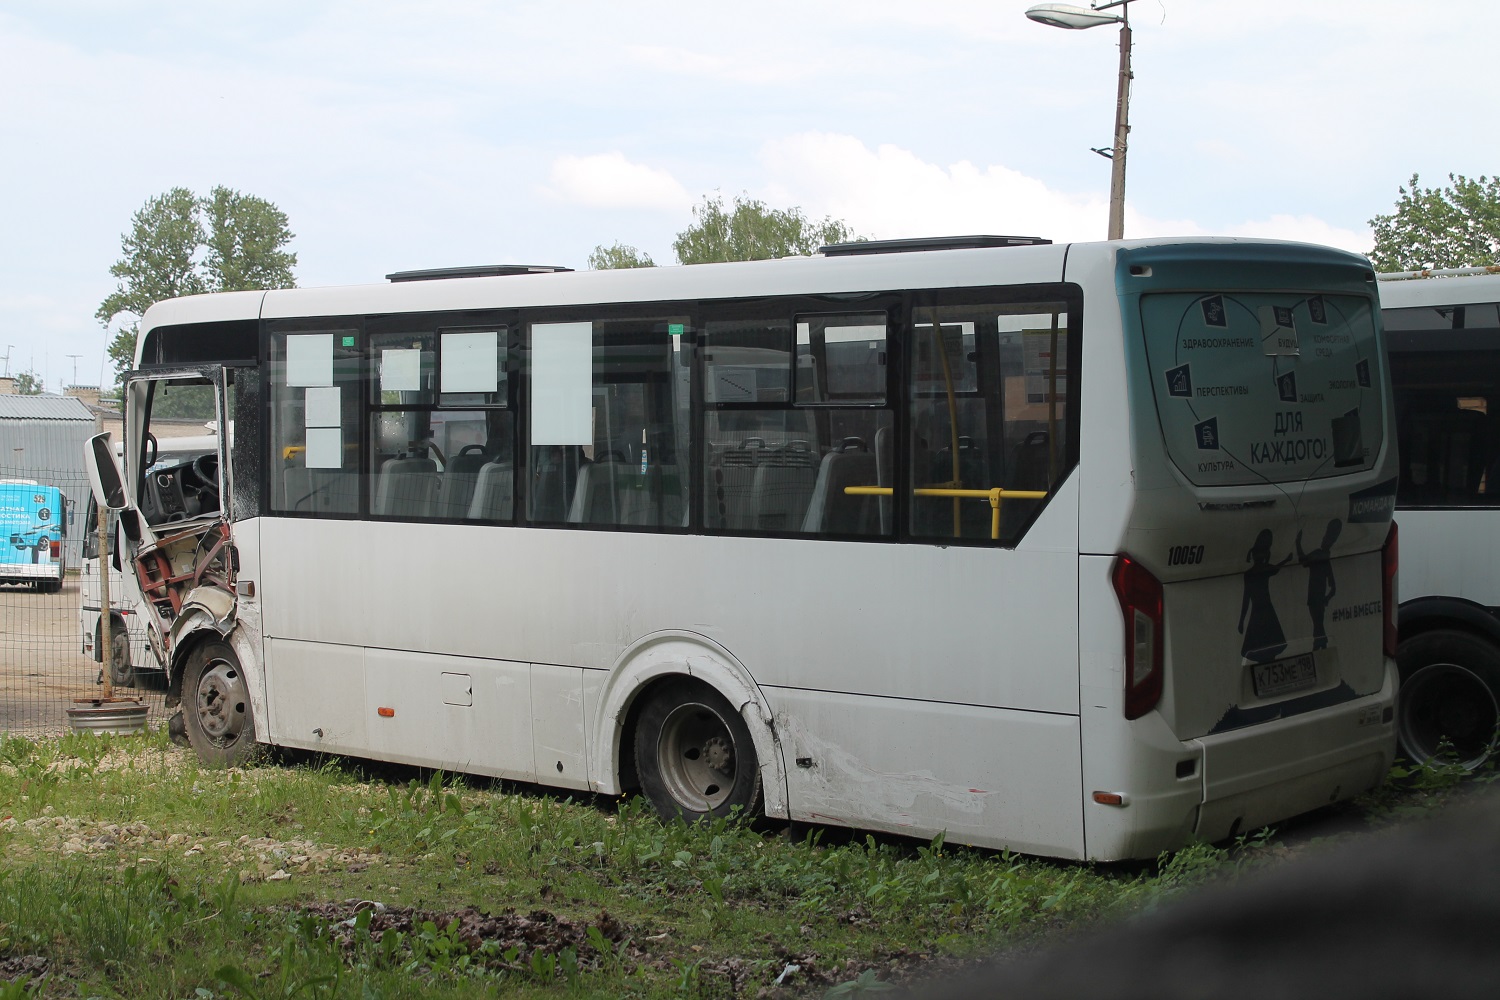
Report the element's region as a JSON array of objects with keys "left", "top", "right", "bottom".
[
  {"left": 668, "top": 323, "right": 685, "bottom": 336},
  {"left": 342, "top": 336, "right": 355, "bottom": 347}
]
